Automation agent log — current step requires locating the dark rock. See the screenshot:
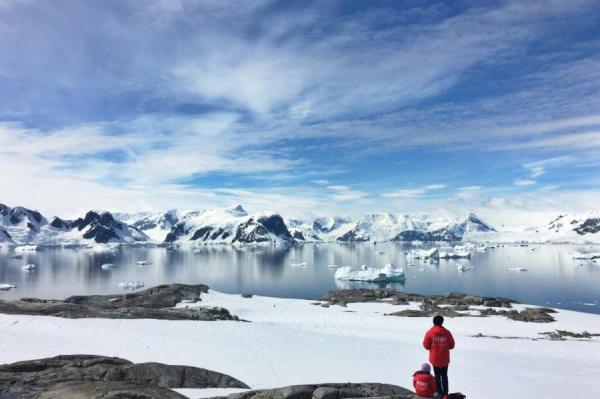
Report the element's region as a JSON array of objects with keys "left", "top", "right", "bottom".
[
  {"left": 49, "top": 217, "right": 73, "bottom": 230},
  {"left": 574, "top": 218, "right": 600, "bottom": 235},
  {"left": 191, "top": 226, "right": 214, "bottom": 241},
  {"left": 0, "top": 354, "right": 249, "bottom": 398},
  {"left": 212, "top": 383, "right": 416, "bottom": 399},
  {"left": 165, "top": 223, "right": 189, "bottom": 243},
  {"left": 233, "top": 215, "right": 294, "bottom": 244},
  {"left": 0, "top": 284, "right": 239, "bottom": 321},
  {"left": 293, "top": 230, "right": 306, "bottom": 240},
  {"left": 480, "top": 307, "right": 556, "bottom": 323},
  {"left": 336, "top": 228, "right": 369, "bottom": 243},
  {"left": 321, "top": 289, "right": 550, "bottom": 322},
  {"left": 241, "top": 293, "right": 254, "bottom": 298}
]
